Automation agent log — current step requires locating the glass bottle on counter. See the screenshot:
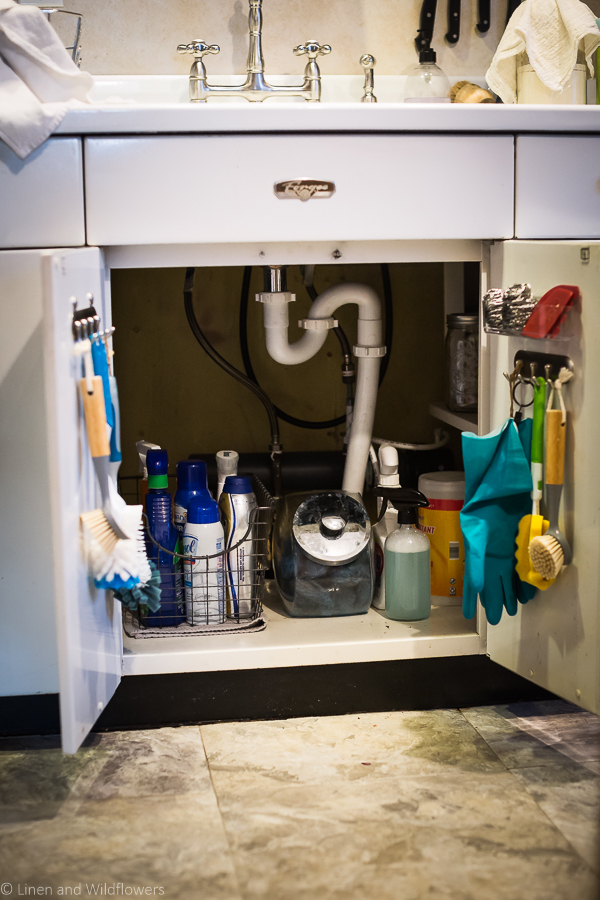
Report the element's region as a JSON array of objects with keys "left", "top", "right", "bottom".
[
  {"left": 404, "top": 48, "right": 451, "bottom": 103},
  {"left": 446, "top": 313, "right": 479, "bottom": 413}
]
